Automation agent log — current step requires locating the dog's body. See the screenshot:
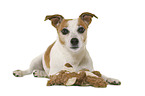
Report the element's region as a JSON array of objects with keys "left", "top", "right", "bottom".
[{"left": 13, "top": 12, "right": 121, "bottom": 85}]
